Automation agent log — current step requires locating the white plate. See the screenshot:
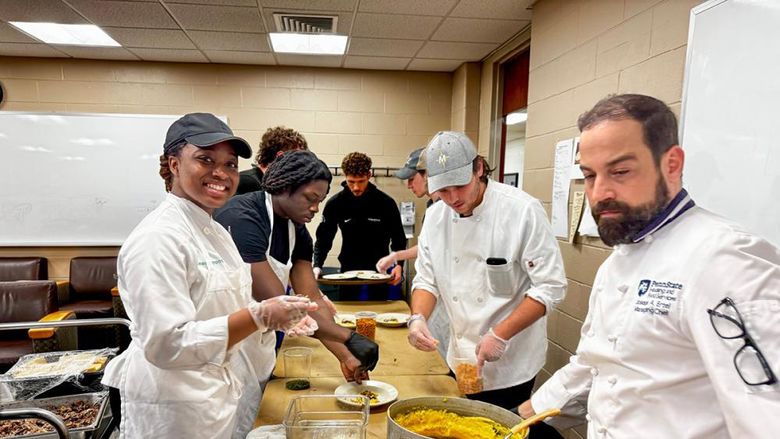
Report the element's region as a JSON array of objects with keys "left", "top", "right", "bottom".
[
  {"left": 357, "top": 273, "right": 392, "bottom": 281},
  {"left": 322, "top": 273, "right": 357, "bottom": 280},
  {"left": 376, "top": 313, "right": 410, "bottom": 327},
  {"left": 335, "top": 380, "right": 398, "bottom": 408},
  {"left": 344, "top": 270, "right": 376, "bottom": 277},
  {"left": 334, "top": 313, "right": 356, "bottom": 328}
]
